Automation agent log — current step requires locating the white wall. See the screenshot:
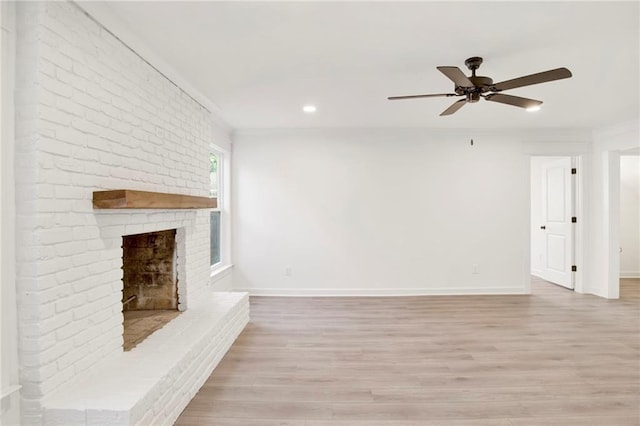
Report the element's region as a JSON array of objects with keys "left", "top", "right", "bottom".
[
  {"left": 620, "top": 155, "right": 640, "bottom": 277},
  {"left": 232, "top": 129, "right": 589, "bottom": 296},
  {"left": 1, "top": 2, "right": 21, "bottom": 424}
]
